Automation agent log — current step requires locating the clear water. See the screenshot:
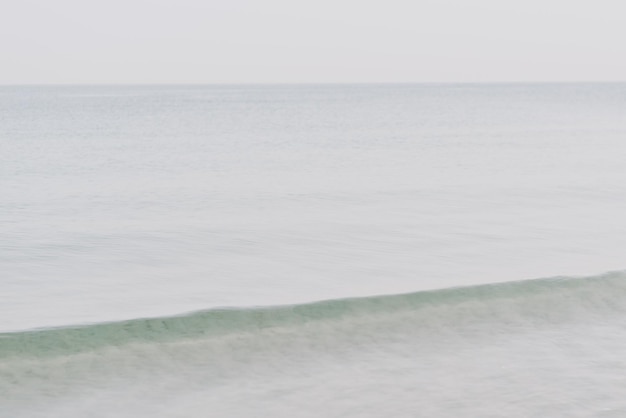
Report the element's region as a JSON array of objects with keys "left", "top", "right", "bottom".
[{"left": 2, "top": 84, "right": 626, "bottom": 416}]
